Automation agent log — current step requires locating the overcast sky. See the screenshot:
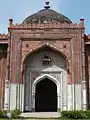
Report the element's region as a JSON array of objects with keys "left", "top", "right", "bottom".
[{"left": 0, "top": 0, "right": 90, "bottom": 34}]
